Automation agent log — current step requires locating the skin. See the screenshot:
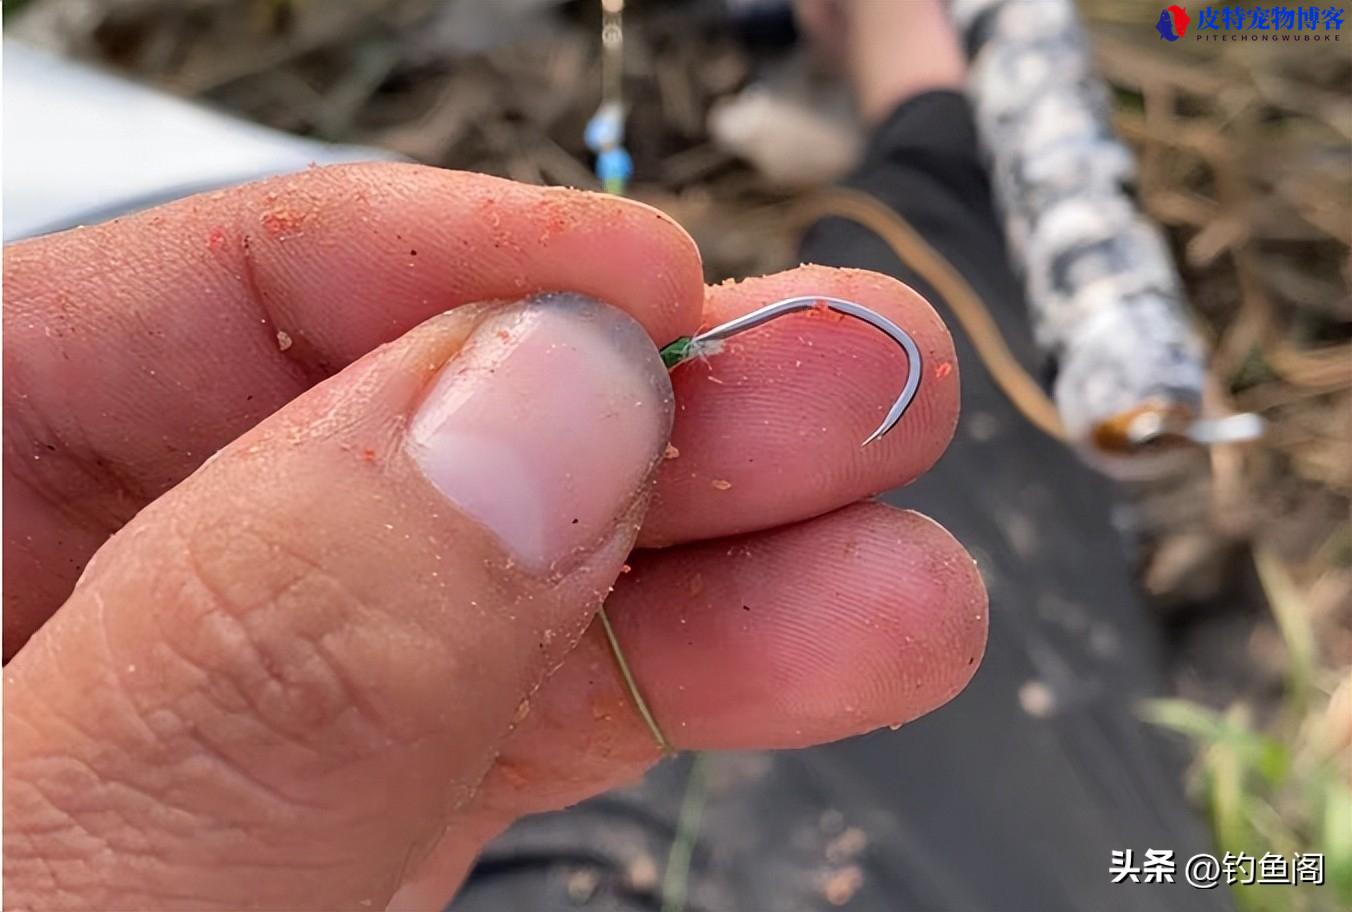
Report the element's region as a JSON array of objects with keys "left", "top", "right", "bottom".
[
  {"left": 795, "top": 0, "right": 966, "bottom": 124},
  {"left": 3, "top": 163, "right": 986, "bottom": 911}
]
